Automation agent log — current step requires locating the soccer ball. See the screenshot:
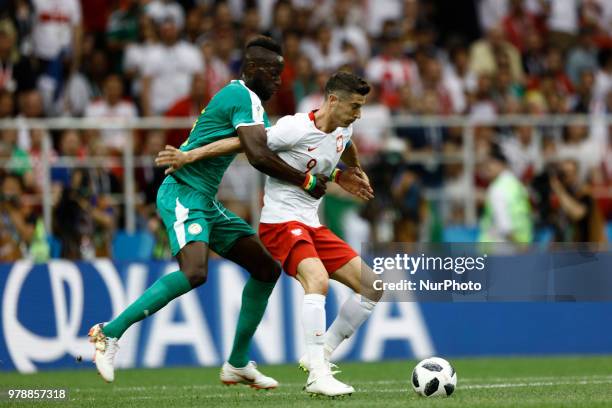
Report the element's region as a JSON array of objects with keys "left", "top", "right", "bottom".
[{"left": 411, "top": 357, "right": 457, "bottom": 397}]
